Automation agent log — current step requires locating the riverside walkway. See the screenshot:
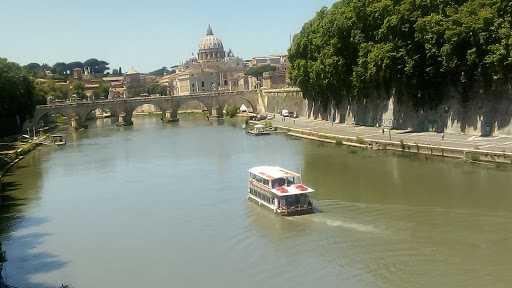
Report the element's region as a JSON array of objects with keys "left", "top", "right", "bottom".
[{"left": 269, "top": 117, "right": 512, "bottom": 154}]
